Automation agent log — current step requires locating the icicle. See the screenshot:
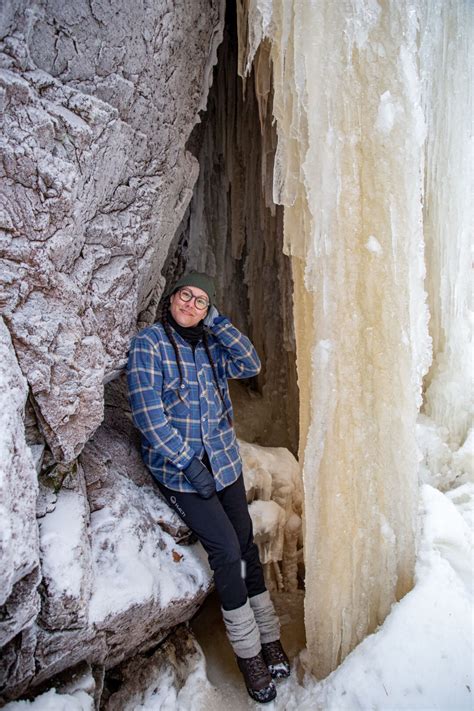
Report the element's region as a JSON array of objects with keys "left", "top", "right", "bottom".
[
  {"left": 282, "top": 512, "right": 301, "bottom": 593},
  {"left": 241, "top": 439, "right": 303, "bottom": 593}
]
